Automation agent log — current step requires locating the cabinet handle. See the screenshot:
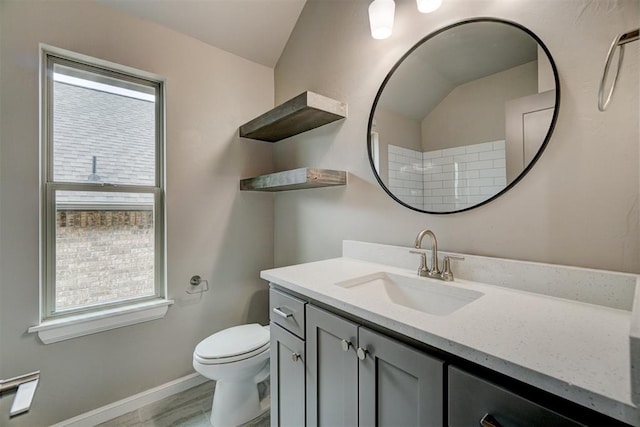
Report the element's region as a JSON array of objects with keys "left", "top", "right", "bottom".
[
  {"left": 480, "top": 414, "right": 502, "bottom": 427},
  {"left": 341, "top": 339, "right": 352, "bottom": 352},
  {"left": 356, "top": 347, "right": 368, "bottom": 360},
  {"left": 272, "top": 307, "right": 293, "bottom": 319},
  {"left": 291, "top": 353, "right": 301, "bottom": 362}
]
